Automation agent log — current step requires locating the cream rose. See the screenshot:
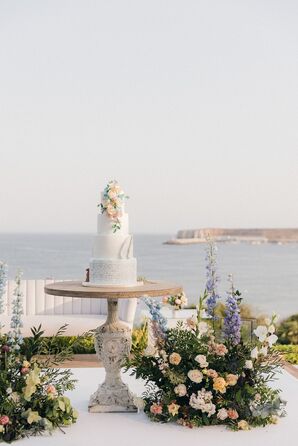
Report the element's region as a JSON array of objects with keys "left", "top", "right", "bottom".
[
  {"left": 187, "top": 369, "right": 203, "bottom": 383},
  {"left": 169, "top": 352, "right": 181, "bottom": 366},
  {"left": 174, "top": 384, "right": 187, "bottom": 397},
  {"left": 195, "top": 354, "right": 209, "bottom": 368}
]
